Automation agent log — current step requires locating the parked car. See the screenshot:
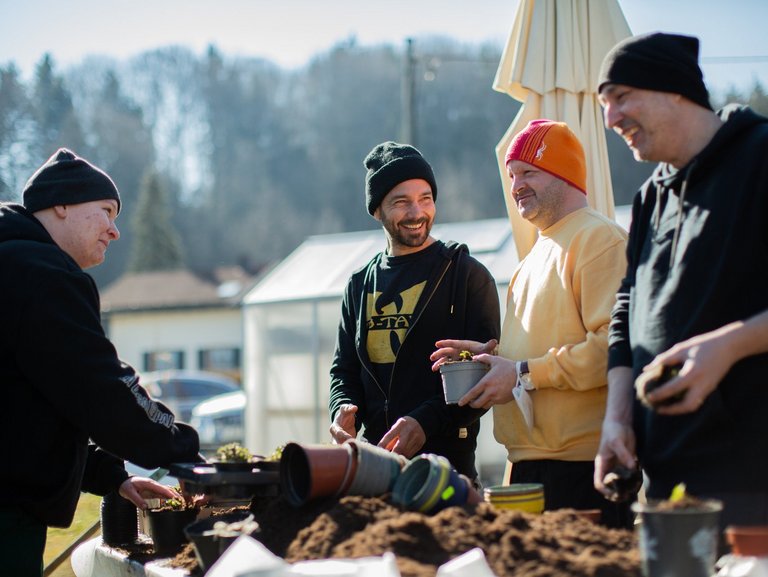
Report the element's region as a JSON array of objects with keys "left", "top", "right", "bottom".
[
  {"left": 140, "top": 369, "right": 241, "bottom": 423},
  {"left": 190, "top": 389, "right": 246, "bottom": 452}
]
